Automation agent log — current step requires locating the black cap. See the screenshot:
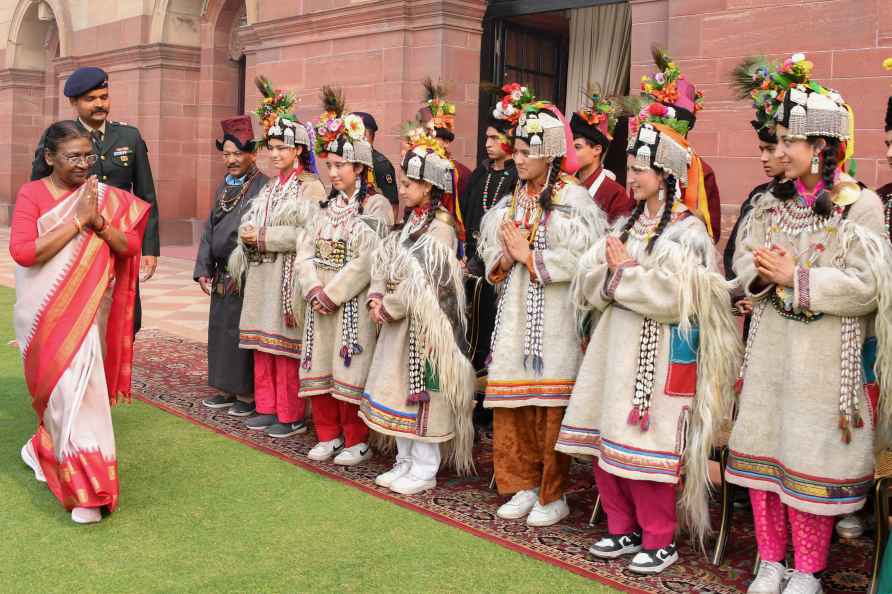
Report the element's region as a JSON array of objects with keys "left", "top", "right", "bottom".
[
  {"left": 569, "top": 112, "right": 609, "bottom": 150},
  {"left": 353, "top": 112, "right": 378, "bottom": 132},
  {"left": 751, "top": 120, "right": 778, "bottom": 144},
  {"left": 64, "top": 67, "right": 109, "bottom": 98}
]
